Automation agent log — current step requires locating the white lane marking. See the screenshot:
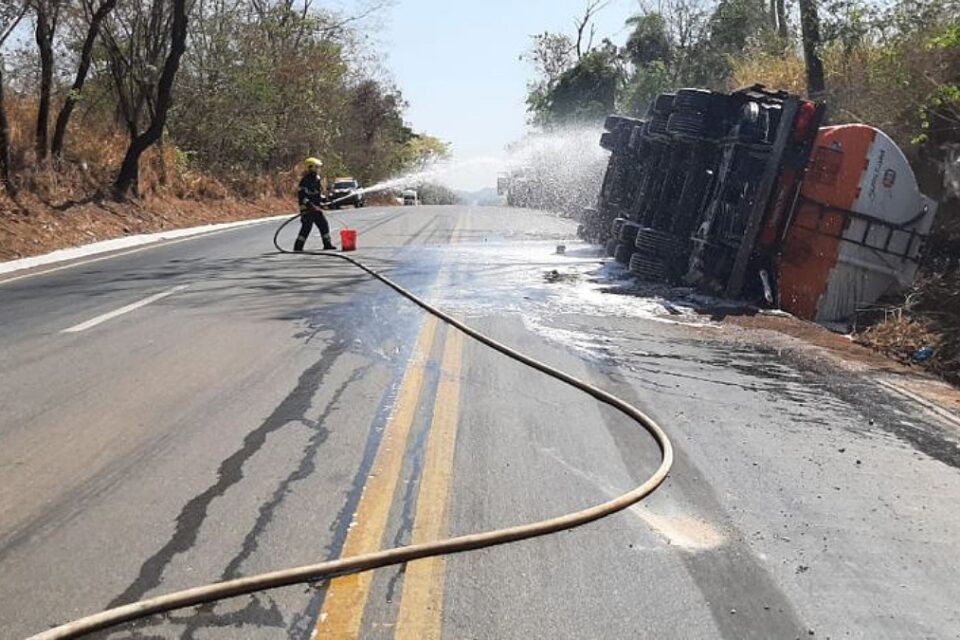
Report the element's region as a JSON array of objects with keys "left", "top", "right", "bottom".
[{"left": 61, "top": 285, "right": 189, "bottom": 333}]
